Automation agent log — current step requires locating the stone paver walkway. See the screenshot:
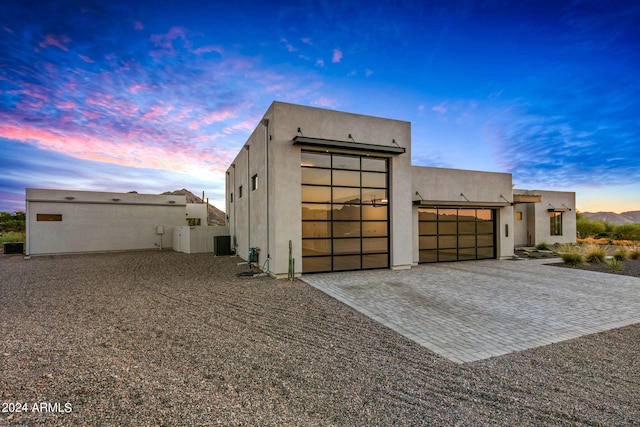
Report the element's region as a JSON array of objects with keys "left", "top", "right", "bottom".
[{"left": 301, "top": 259, "right": 640, "bottom": 363}]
